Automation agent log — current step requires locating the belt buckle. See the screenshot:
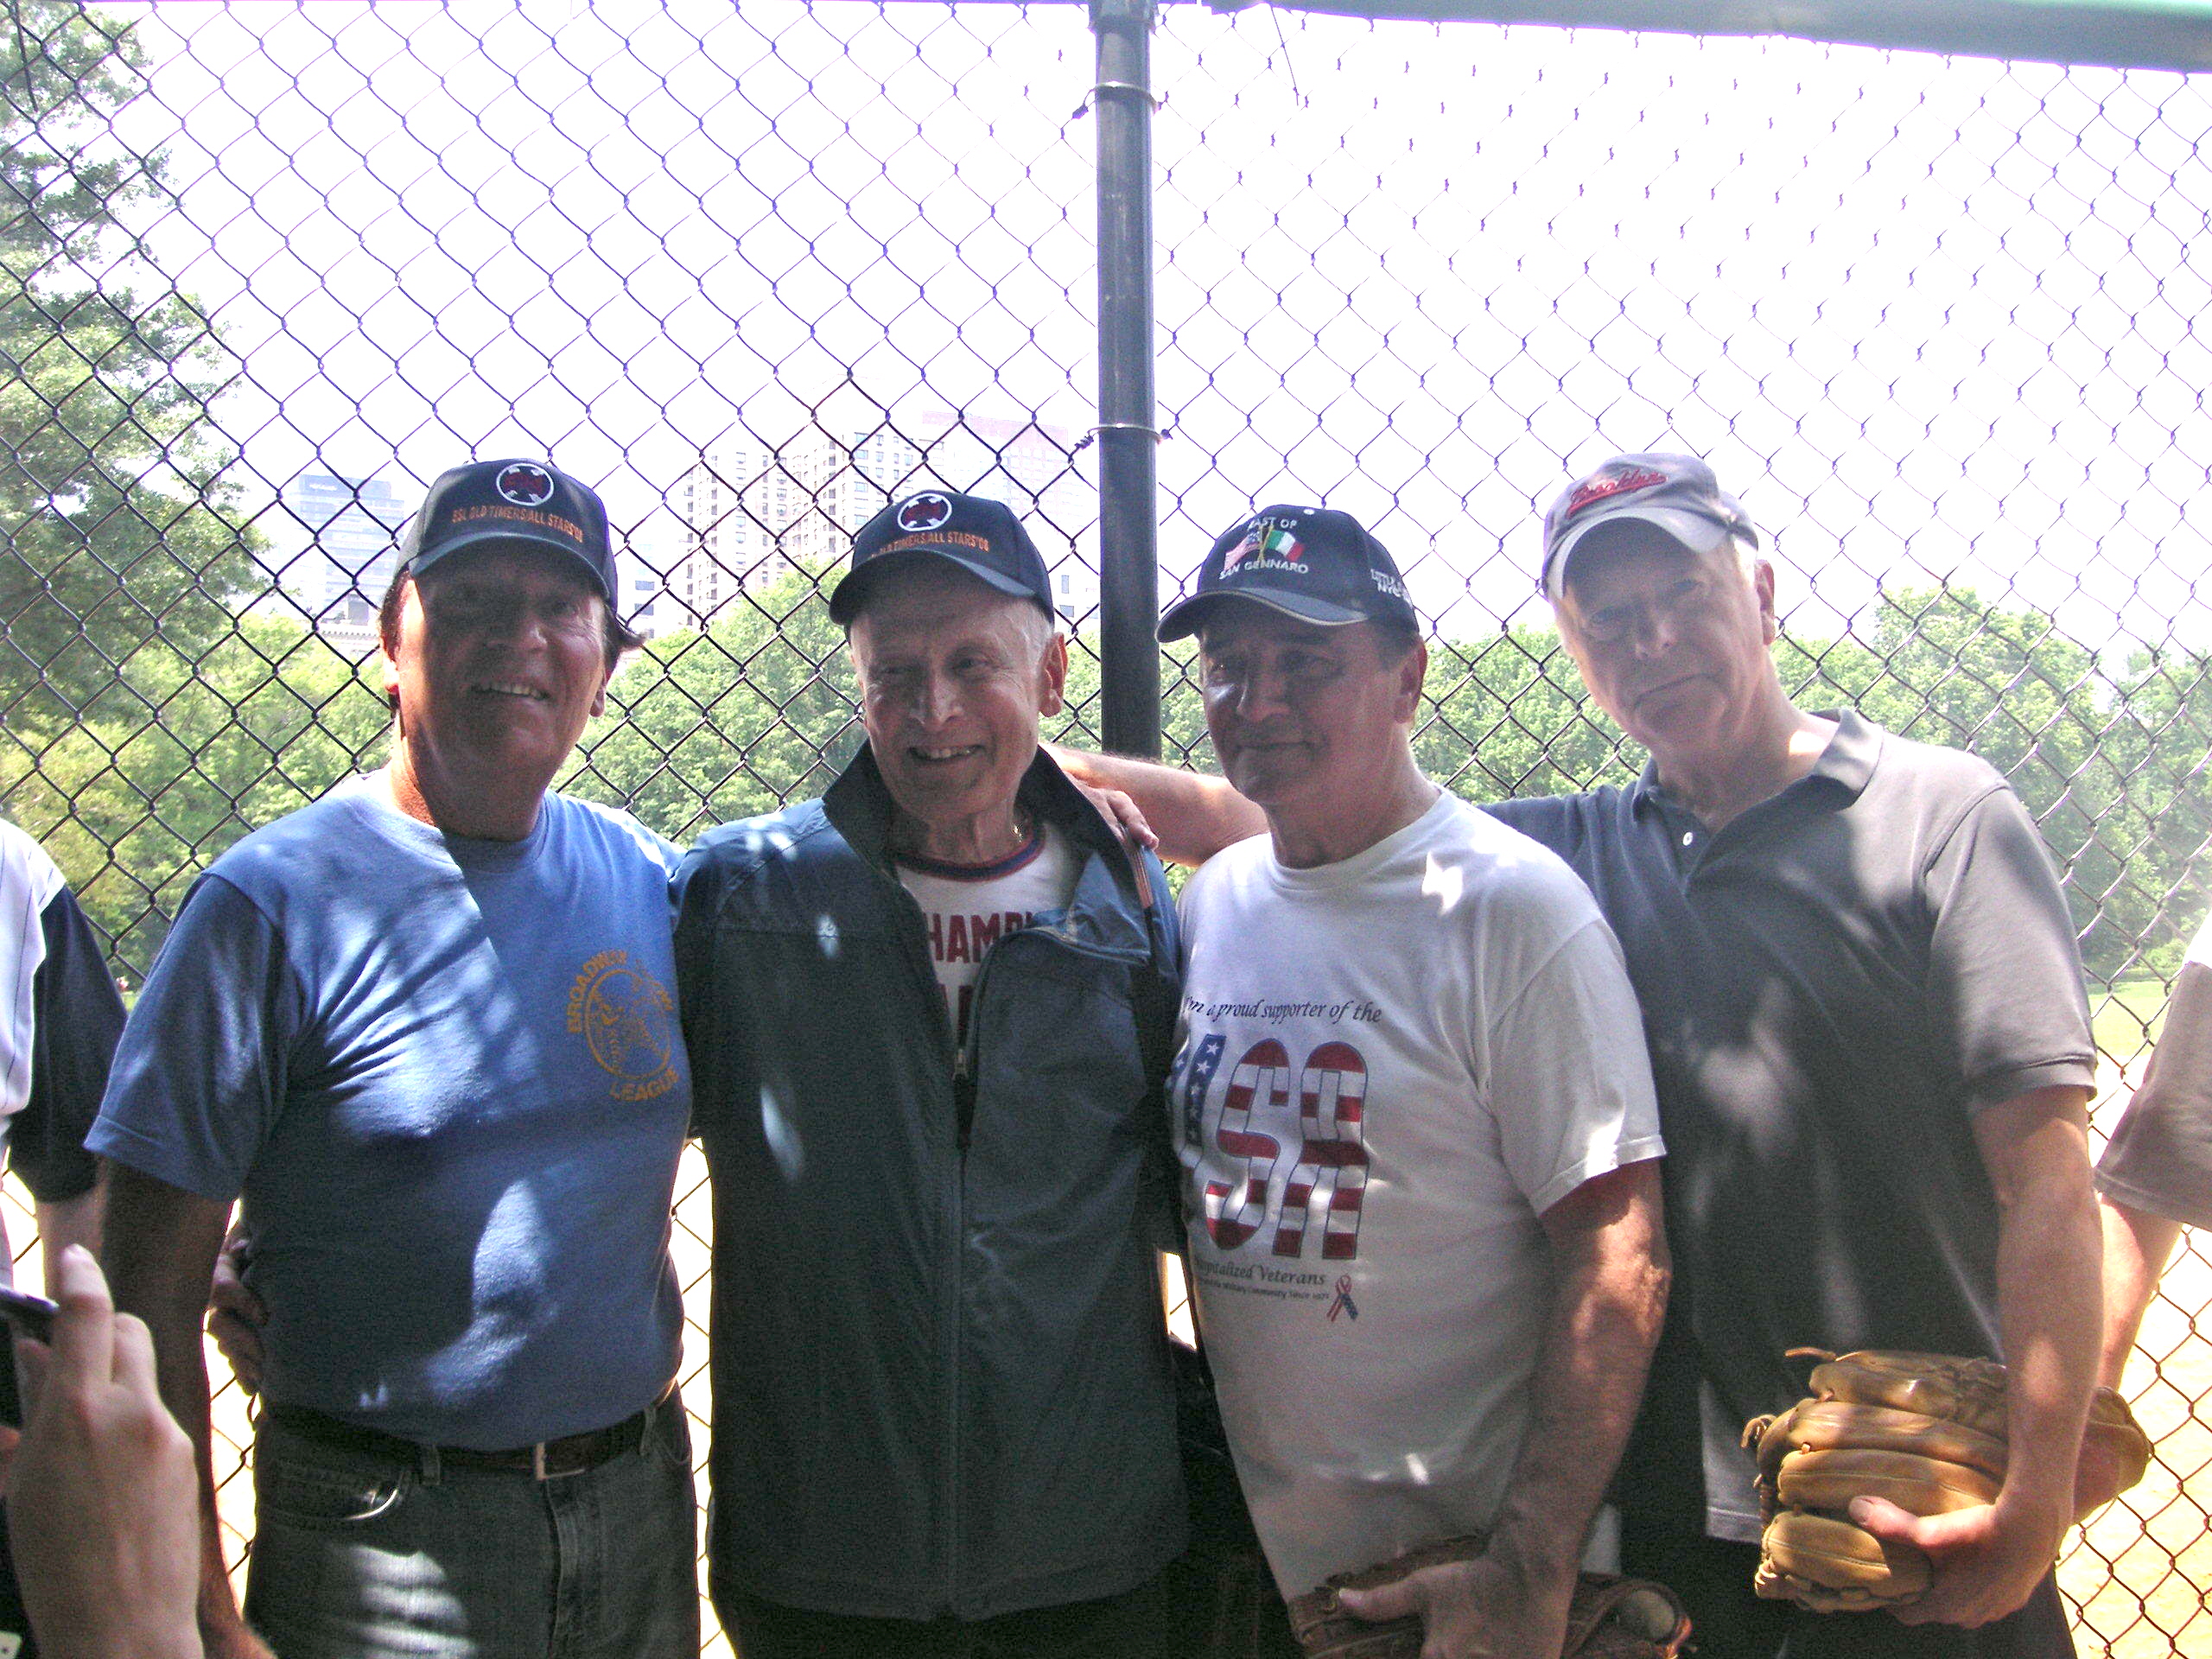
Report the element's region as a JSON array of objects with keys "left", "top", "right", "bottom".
[{"left": 531, "top": 1440, "right": 586, "bottom": 1482}]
